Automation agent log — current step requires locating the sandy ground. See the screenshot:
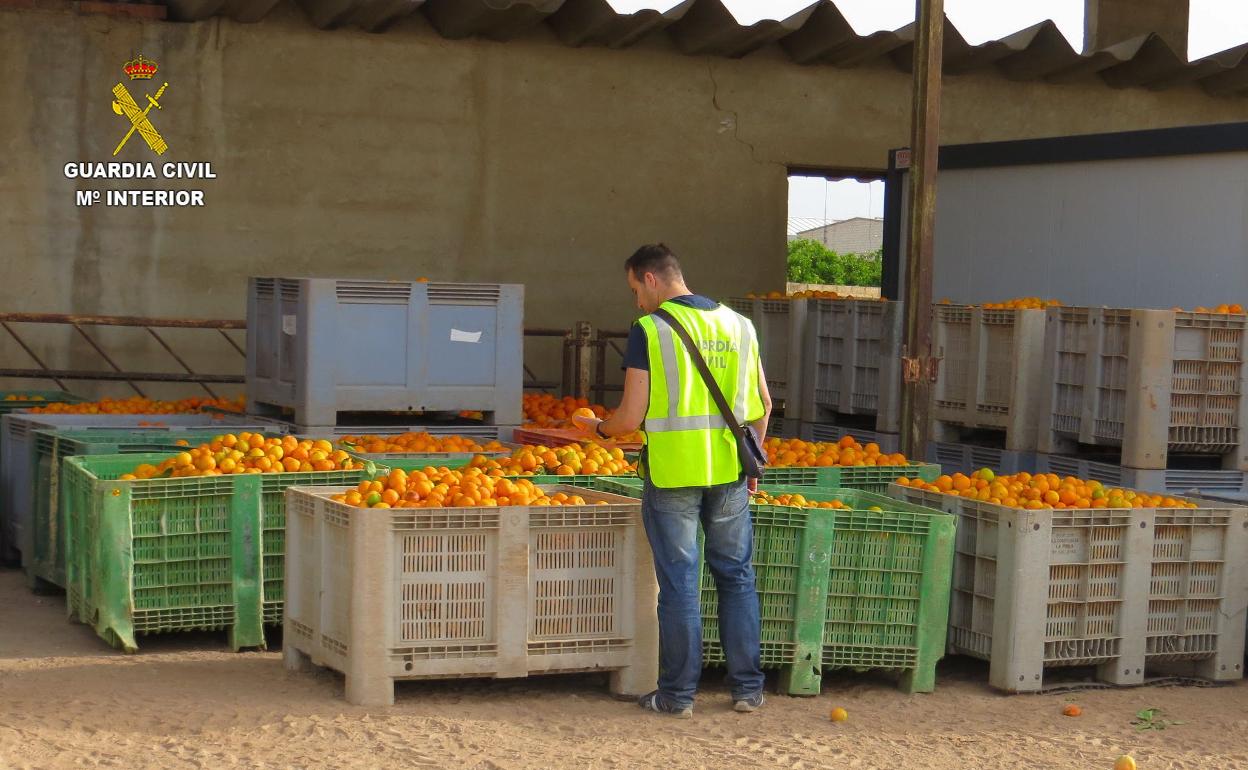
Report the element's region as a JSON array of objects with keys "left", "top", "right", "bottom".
[{"left": 2, "top": 569, "right": 1247, "bottom": 770}]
